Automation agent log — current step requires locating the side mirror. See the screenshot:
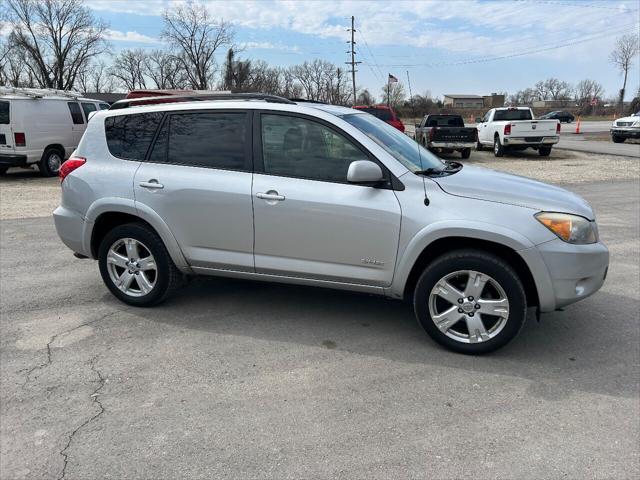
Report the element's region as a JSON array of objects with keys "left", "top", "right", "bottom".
[
  {"left": 475, "top": 117, "right": 482, "bottom": 123},
  {"left": 347, "top": 160, "right": 384, "bottom": 185}
]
